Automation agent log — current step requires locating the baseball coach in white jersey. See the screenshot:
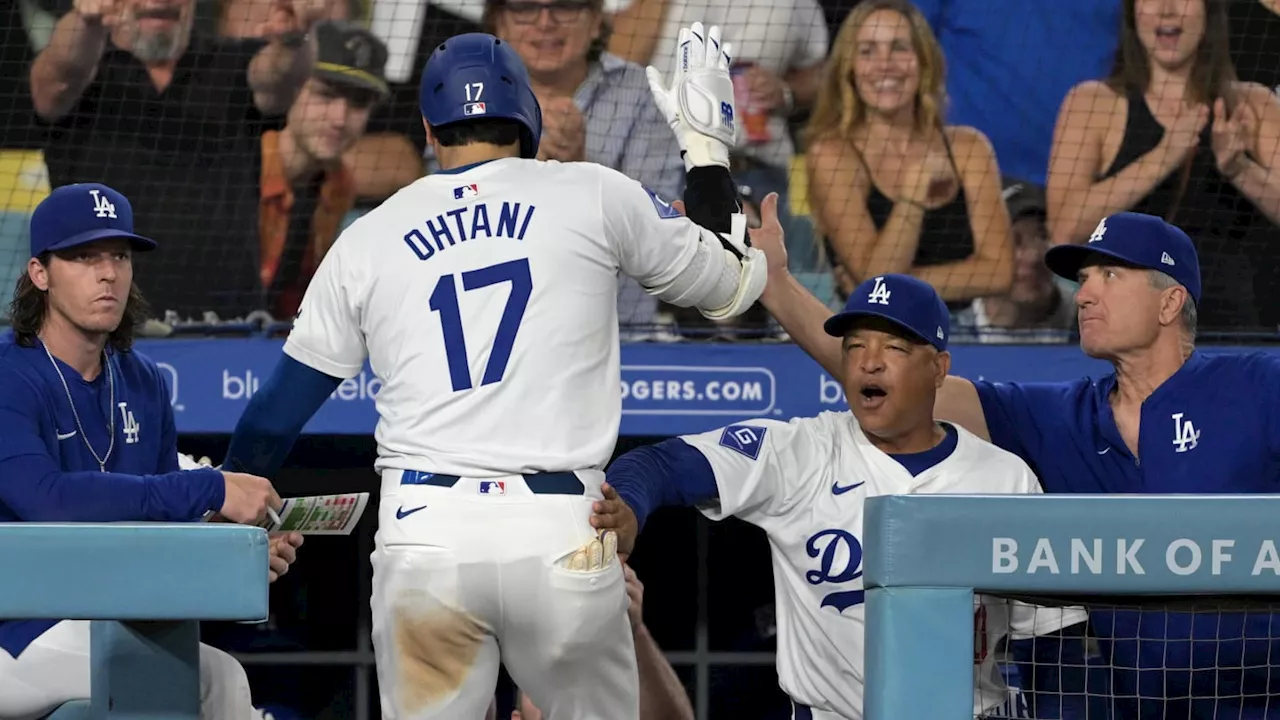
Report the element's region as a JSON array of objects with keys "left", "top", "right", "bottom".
[
  {"left": 219, "top": 23, "right": 767, "bottom": 720},
  {"left": 592, "top": 273, "right": 1090, "bottom": 720}
]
